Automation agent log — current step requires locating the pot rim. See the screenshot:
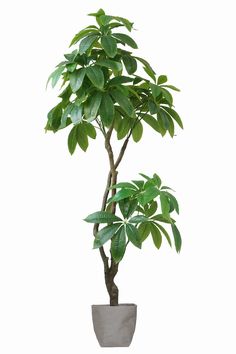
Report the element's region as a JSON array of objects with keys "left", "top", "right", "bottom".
[{"left": 92, "top": 303, "right": 137, "bottom": 307}]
